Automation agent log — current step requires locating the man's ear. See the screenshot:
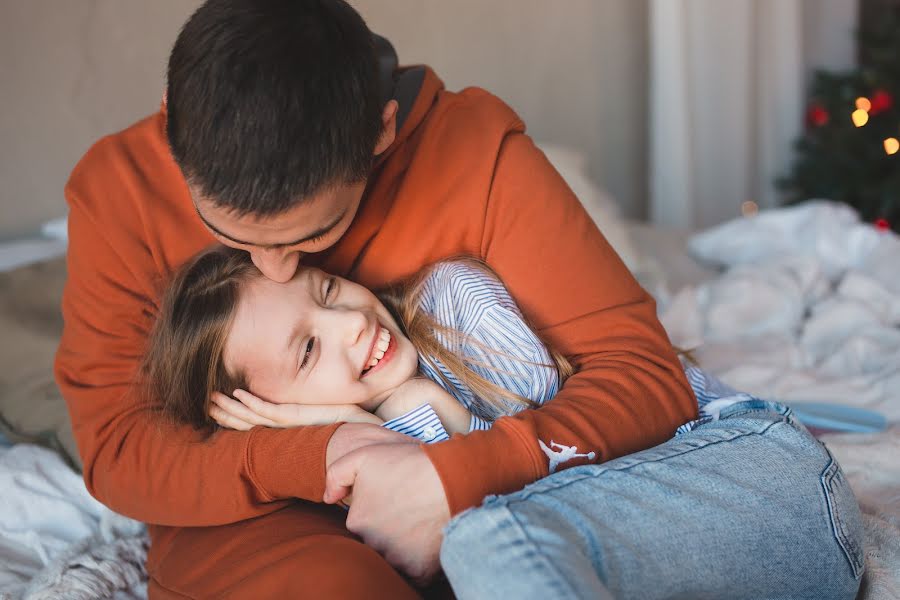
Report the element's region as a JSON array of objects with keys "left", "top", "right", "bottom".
[{"left": 374, "top": 100, "right": 399, "bottom": 155}]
